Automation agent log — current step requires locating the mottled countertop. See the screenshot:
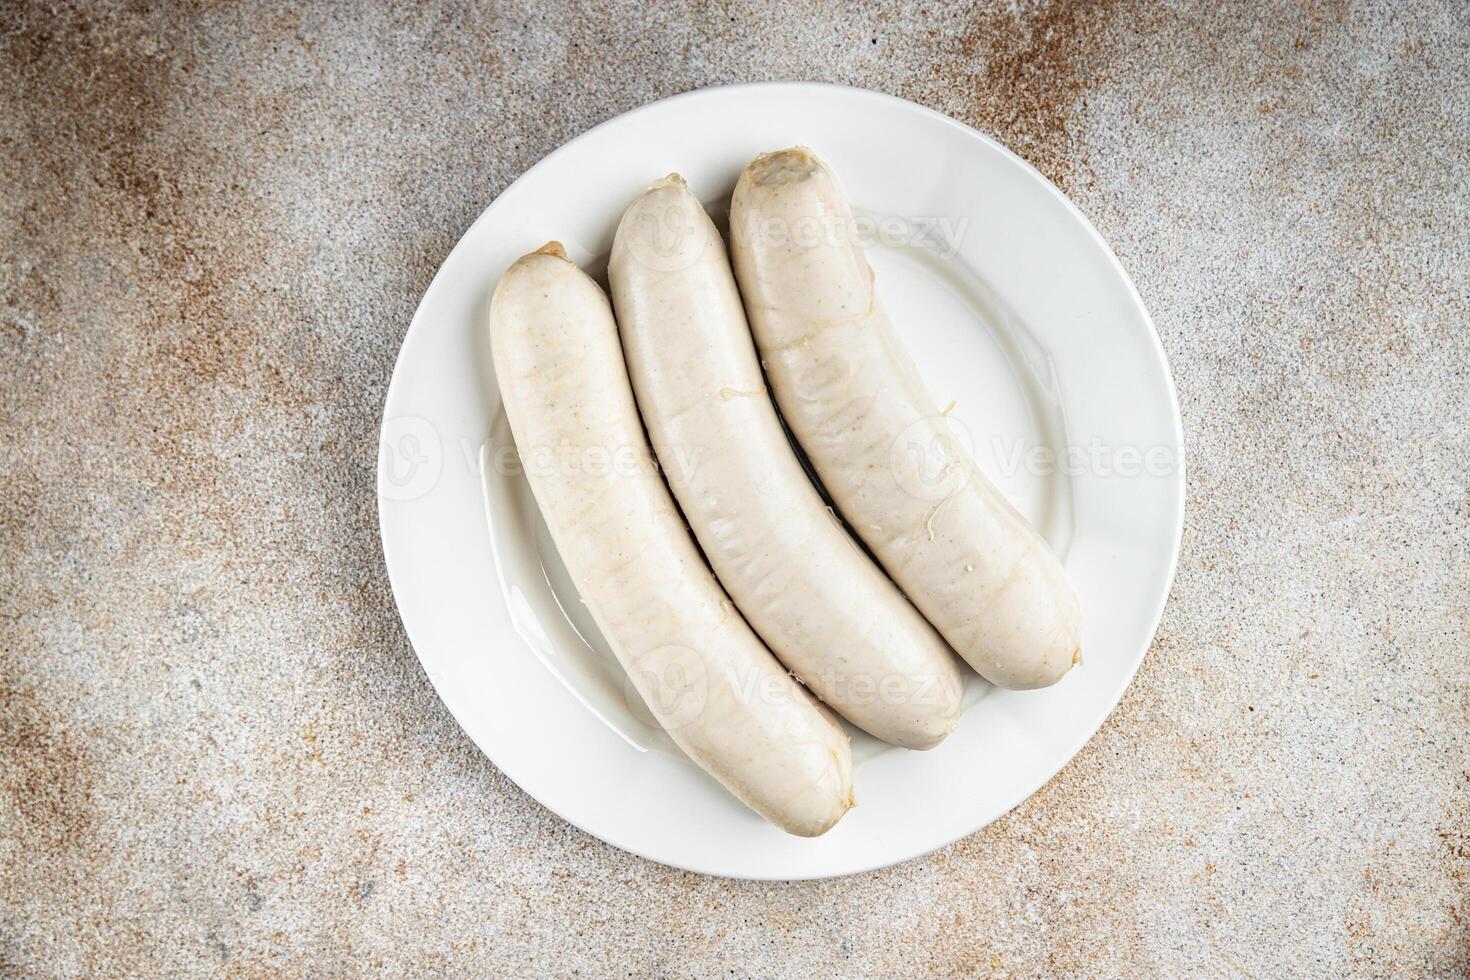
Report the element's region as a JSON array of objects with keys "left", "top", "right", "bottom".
[{"left": 2, "top": 1, "right": 1466, "bottom": 975}]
